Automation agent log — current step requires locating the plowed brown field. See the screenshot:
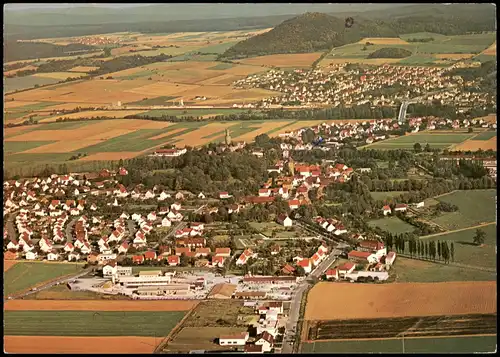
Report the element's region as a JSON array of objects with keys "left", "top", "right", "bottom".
[
  {"left": 4, "top": 336, "right": 160, "bottom": 354},
  {"left": 5, "top": 299, "right": 199, "bottom": 311},
  {"left": 4, "top": 260, "right": 18, "bottom": 272},
  {"left": 451, "top": 137, "right": 497, "bottom": 151},
  {"left": 305, "top": 281, "right": 496, "bottom": 321}
]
